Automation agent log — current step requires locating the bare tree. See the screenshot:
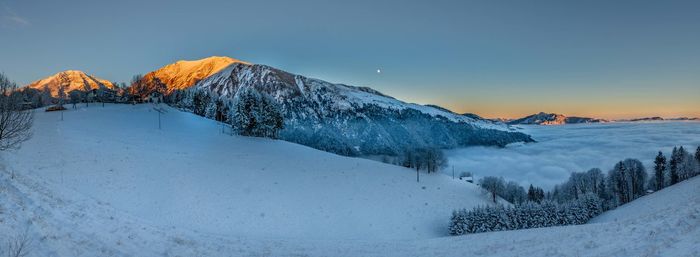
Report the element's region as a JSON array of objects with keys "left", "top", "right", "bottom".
[
  {"left": 0, "top": 73, "right": 34, "bottom": 151},
  {"left": 479, "top": 176, "right": 506, "bottom": 203},
  {"left": 40, "top": 85, "right": 52, "bottom": 106},
  {"left": 4, "top": 230, "right": 32, "bottom": 257},
  {"left": 69, "top": 90, "right": 82, "bottom": 109},
  {"left": 82, "top": 82, "right": 91, "bottom": 107},
  {"left": 56, "top": 73, "right": 68, "bottom": 120},
  {"left": 424, "top": 148, "right": 447, "bottom": 173},
  {"left": 129, "top": 74, "right": 146, "bottom": 102},
  {"left": 56, "top": 72, "right": 68, "bottom": 106}
]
